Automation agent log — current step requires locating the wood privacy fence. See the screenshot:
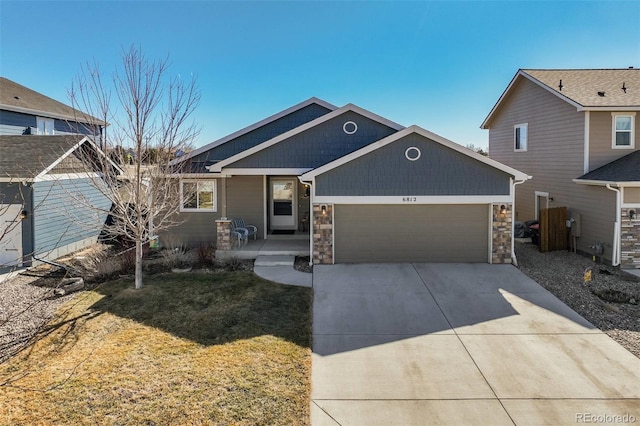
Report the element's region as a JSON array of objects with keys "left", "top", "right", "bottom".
[{"left": 539, "top": 207, "right": 568, "bottom": 252}]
